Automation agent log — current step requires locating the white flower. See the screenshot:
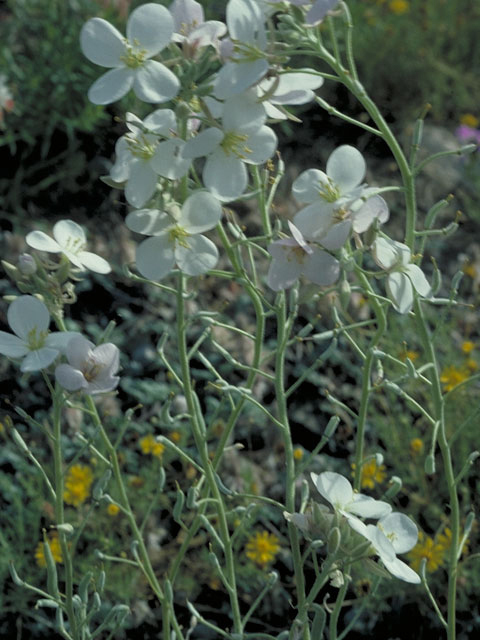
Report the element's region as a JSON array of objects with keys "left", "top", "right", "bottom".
[
  {"left": 110, "top": 109, "right": 190, "bottom": 208},
  {"left": 80, "top": 3, "right": 179, "bottom": 105},
  {"left": 55, "top": 336, "right": 120, "bottom": 394},
  {"left": 183, "top": 91, "right": 277, "bottom": 201},
  {"left": 213, "top": 0, "right": 269, "bottom": 99},
  {"left": 257, "top": 69, "right": 324, "bottom": 120},
  {"left": 126, "top": 190, "right": 222, "bottom": 280},
  {"left": 349, "top": 512, "right": 421, "bottom": 584},
  {"left": 372, "top": 237, "right": 432, "bottom": 314},
  {"left": 310, "top": 471, "right": 392, "bottom": 527},
  {"left": 293, "top": 145, "right": 369, "bottom": 250},
  {"left": 267, "top": 222, "right": 340, "bottom": 291},
  {"left": 283, "top": 0, "right": 339, "bottom": 25},
  {"left": 25, "top": 220, "right": 111, "bottom": 274},
  {"left": 169, "top": 0, "right": 226, "bottom": 53},
  {"left": 0, "top": 296, "right": 80, "bottom": 372}
]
